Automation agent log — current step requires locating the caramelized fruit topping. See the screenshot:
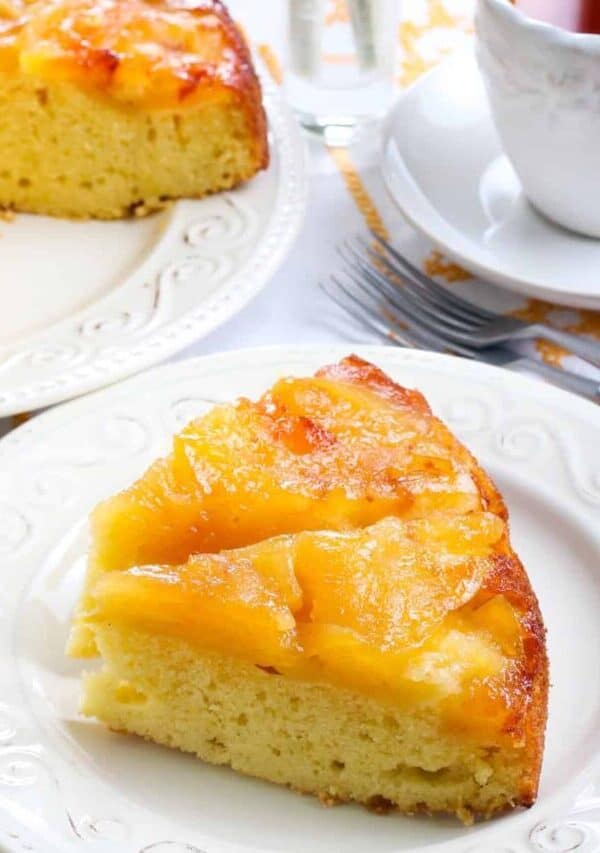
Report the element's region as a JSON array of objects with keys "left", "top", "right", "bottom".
[
  {"left": 91, "top": 358, "right": 487, "bottom": 573},
  {"left": 91, "top": 512, "right": 522, "bottom": 728},
  {"left": 0, "top": 0, "right": 253, "bottom": 108}
]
